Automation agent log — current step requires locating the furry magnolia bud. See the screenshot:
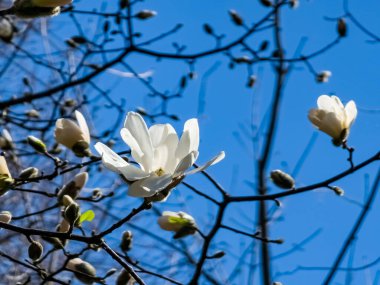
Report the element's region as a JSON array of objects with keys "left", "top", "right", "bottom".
[
  {"left": 337, "top": 18, "right": 347, "bottom": 37},
  {"left": 116, "top": 269, "right": 134, "bottom": 285},
  {"left": 64, "top": 202, "right": 80, "bottom": 225},
  {"left": 28, "top": 241, "right": 44, "bottom": 261},
  {"left": 67, "top": 258, "right": 97, "bottom": 284},
  {"left": 57, "top": 172, "right": 89, "bottom": 205},
  {"left": 19, "top": 167, "right": 39, "bottom": 179},
  {"left": 330, "top": 186, "right": 344, "bottom": 196},
  {"left": 135, "top": 10, "right": 157, "bottom": 20},
  {"left": 270, "top": 170, "right": 295, "bottom": 189},
  {"left": 119, "top": 230, "right": 133, "bottom": 252},
  {"left": 27, "top": 136, "right": 47, "bottom": 153},
  {"left": 228, "top": 9, "right": 244, "bottom": 26}
]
